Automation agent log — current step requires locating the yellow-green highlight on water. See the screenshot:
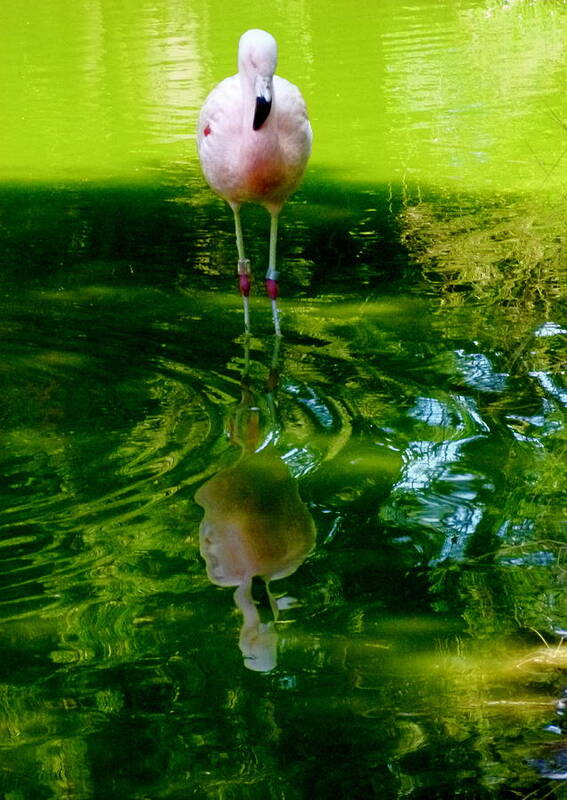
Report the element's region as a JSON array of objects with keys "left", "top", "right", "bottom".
[{"left": 1, "top": 0, "right": 566, "bottom": 194}]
